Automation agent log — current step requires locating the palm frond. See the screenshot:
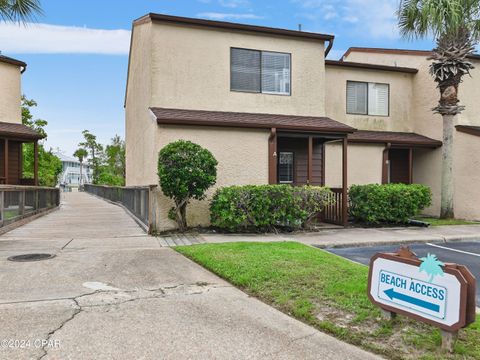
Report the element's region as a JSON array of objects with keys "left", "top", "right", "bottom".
[
  {"left": 398, "top": 0, "right": 480, "bottom": 39},
  {"left": 0, "top": 0, "right": 42, "bottom": 24}
]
